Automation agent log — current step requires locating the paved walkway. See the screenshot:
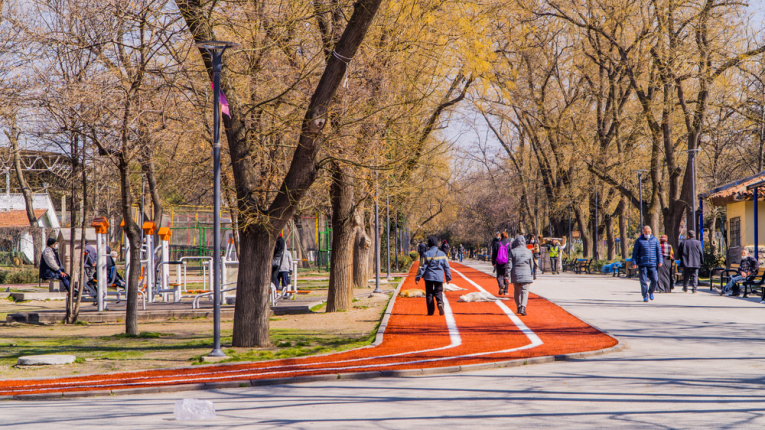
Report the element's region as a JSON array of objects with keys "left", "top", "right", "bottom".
[{"left": 3, "top": 260, "right": 765, "bottom": 428}]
